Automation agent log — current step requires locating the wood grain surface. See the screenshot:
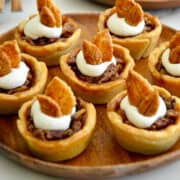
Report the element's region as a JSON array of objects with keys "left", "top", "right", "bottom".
[
  {"left": 0, "top": 13, "right": 178, "bottom": 180},
  {"left": 91, "top": 0, "right": 180, "bottom": 9}
]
